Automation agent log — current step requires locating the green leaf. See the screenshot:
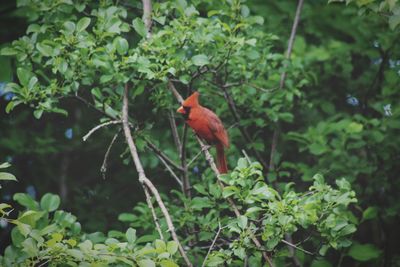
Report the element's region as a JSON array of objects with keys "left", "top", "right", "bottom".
[
  {"left": 36, "top": 43, "right": 53, "bottom": 57},
  {"left": 362, "top": 206, "right": 378, "bottom": 221},
  {"left": 17, "top": 222, "right": 32, "bottom": 237},
  {"left": 76, "top": 17, "right": 91, "bottom": 32},
  {"left": 0, "top": 172, "right": 17, "bottom": 181},
  {"left": 347, "top": 122, "right": 363, "bottom": 133},
  {"left": 319, "top": 244, "right": 329, "bottom": 256},
  {"left": 160, "top": 260, "right": 179, "bottom": 267},
  {"left": 28, "top": 76, "right": 38, "bottom": 90},
  {"left": 100, "top": 75, "right": 113, "bottom": 84},
  {"left": 0, "top": 47, "right": 18, "bottom": 56},
  {"left": 40, "top": 193, "right": 60, "bottom": 212},
  {"left": 21, "top": 238, "right": 38, "bottom": 257},
  {"left": 33, "top": 109, "right": 43, "bottom": 119},
  {"left": 153, "top": 16, "right": 166, "bottom": 25},
  {"left": 114, "top": 37, "right": 129, "bottom": 55},
  {"left": 191, "top": 54, "right": 209, "bottom": 66},
  {"left": 17, "top": 67, "right": 32, "bottom": 87},
  {"left": 63, "top": 21, "right": 76, "bottom": 33},
  {"left": 118, "top": 213, "right": 135, "bottom": 222},
  {"left": 138, "top": 259, "right": 156, "bottom": 267},
  {"left": 166, "top": 241, "right": 178, "bottom": 255},
  {"left": 311, "top": 259, "right": 333, "bottom": 267},
  {"left": 155, "top": 239, "right": 166, "bottom": 252},
  {"left": 241, "top": 5, "right": 250, "bottom": 17},
  {"left": 126, "top": 227, "right": 136, "bottom": 244},
  {"left": 5, "top": 101, "right": 15, "bottom": 113},
  {"left": 348, "top": 243, "right": 382, "bottom": 261},
  {"left": 13, "top": 193, "right": 39, "bottom": 210},
  {"left": 132, "top": 18, "right": 147, "bottom": 37},
  {"left": 237, "top": 215, "right": 248, "bottom": 229},
  {"left": 389, "top": 14, "right": 400, "bottom": 30}
]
